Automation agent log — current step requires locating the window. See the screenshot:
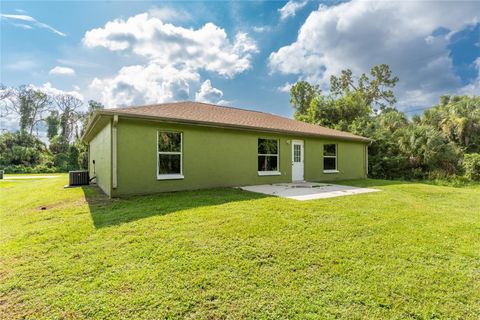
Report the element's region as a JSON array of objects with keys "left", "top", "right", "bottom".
[
  {"left": 293, "top": 144, "right": 301, "bottom": 162},
  {"left": 323, "top": 144, "right": 337, "bottom": 172},
  {"left": 258, "top": 138, "right": 280, "bottom": 175},
  {"left": 157, "top": 131, "right": 183, "bottom": 179}
]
